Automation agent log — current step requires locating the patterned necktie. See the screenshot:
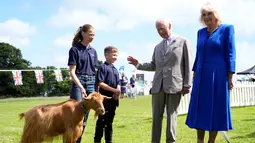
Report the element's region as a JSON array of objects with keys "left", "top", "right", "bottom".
[{"left": 163, "top": 39, "right": 168, "bottom": 54}]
